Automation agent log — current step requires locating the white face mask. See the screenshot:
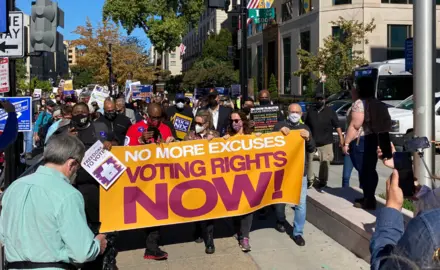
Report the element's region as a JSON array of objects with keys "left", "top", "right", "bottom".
[
  {"left": 195, "top": 124, "right": 205, "bottom": 134},
  {"left": 289, "top": 113, "right": 301, "bottom": 124},
  {"left": 176, "top": 102, "right": 184, "bottom": 109}
]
